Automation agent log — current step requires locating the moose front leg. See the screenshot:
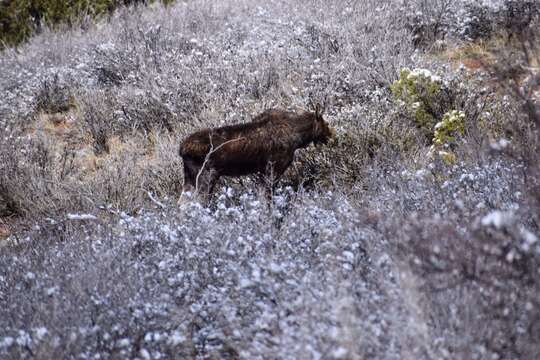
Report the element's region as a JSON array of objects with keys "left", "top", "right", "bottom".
[
  {"left": 179, "top": 157, "right": 219, "bottom": 204},
  {"left": 262, "top": 156, "right": 294, "bottom": 198}
]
